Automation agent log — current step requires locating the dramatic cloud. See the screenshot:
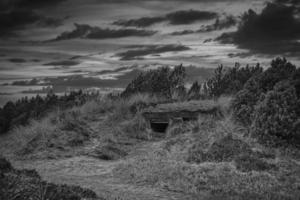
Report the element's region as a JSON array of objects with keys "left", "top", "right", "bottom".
[
  {"left": 113, "top": 9, "right": 217, "bottom": 27},
  {"left": 7, "top": 58, "right": 27, "bottom": 63},
  {"left": 15, "top": 0, "right": 67, "bottom": 9},
  {"left": 216, "top": 1, "right": 300, "bottom": 55},
  {"left": 166, "top": 10, "right": 217, "bottom": 25},
  {"left": 0, "top": 9, "right": 63, "bottom": 36},
  {"left": 0, "top": 9, "right": 38, "bottom": 36},
  {"left": 0, "top": 0, "right": 66, "bottom": 37},
  {"left": 171, "top": 15, "right": 237, "bottom": 35},
  {"left": 113, "top": 17, "right": 165, "bottom": 27},
  {"left": 43, "top": 60, "right": 80, "bottom": 67},
  {"left": 275, "top": 0, "right": 300, "bottom": 6},
  {"left": 0, "top": 0, "right": 68, "bottom": 12},
  {"left": 52, "top": 23, "right": 156, "bottom": 41},
  {"left": 116, "top": 44, "right": 190, "bottom": 60},
  {"left": 0, "top": 9, "right": 63, "bottom": 37}
]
